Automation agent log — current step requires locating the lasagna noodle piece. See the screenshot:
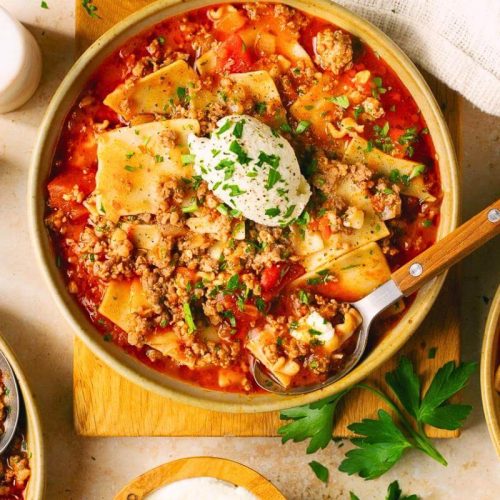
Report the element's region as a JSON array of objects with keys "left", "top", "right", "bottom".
[
  {"left": 296, "top": 177, "right": 389, "bottom": 272},
  {"left": 98, "top": 279, "right": 194, "bottom": 368},
  {"left": 93, "top": 119, "right": 200, "bottom": 222},
  {"left": 98, "top": 279, "right": 149, "bottom": 333},
  {"left": 246, "top": 326, "right": 300, "bottom": 388},
  {"left": 292, "top": 242, "right": 391, "bottom": 302},
  {"left": 103, "top": 60, "right": 199, "bottom": 119},
  {"left": 290, "top": 75, "right": 345, "bottom": 144},
  {"left": 229, "top": 70, "right": 286, "bottom": 121},
  {"left": 344, "top": 135, "right": 436, "bottom": 201}
]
